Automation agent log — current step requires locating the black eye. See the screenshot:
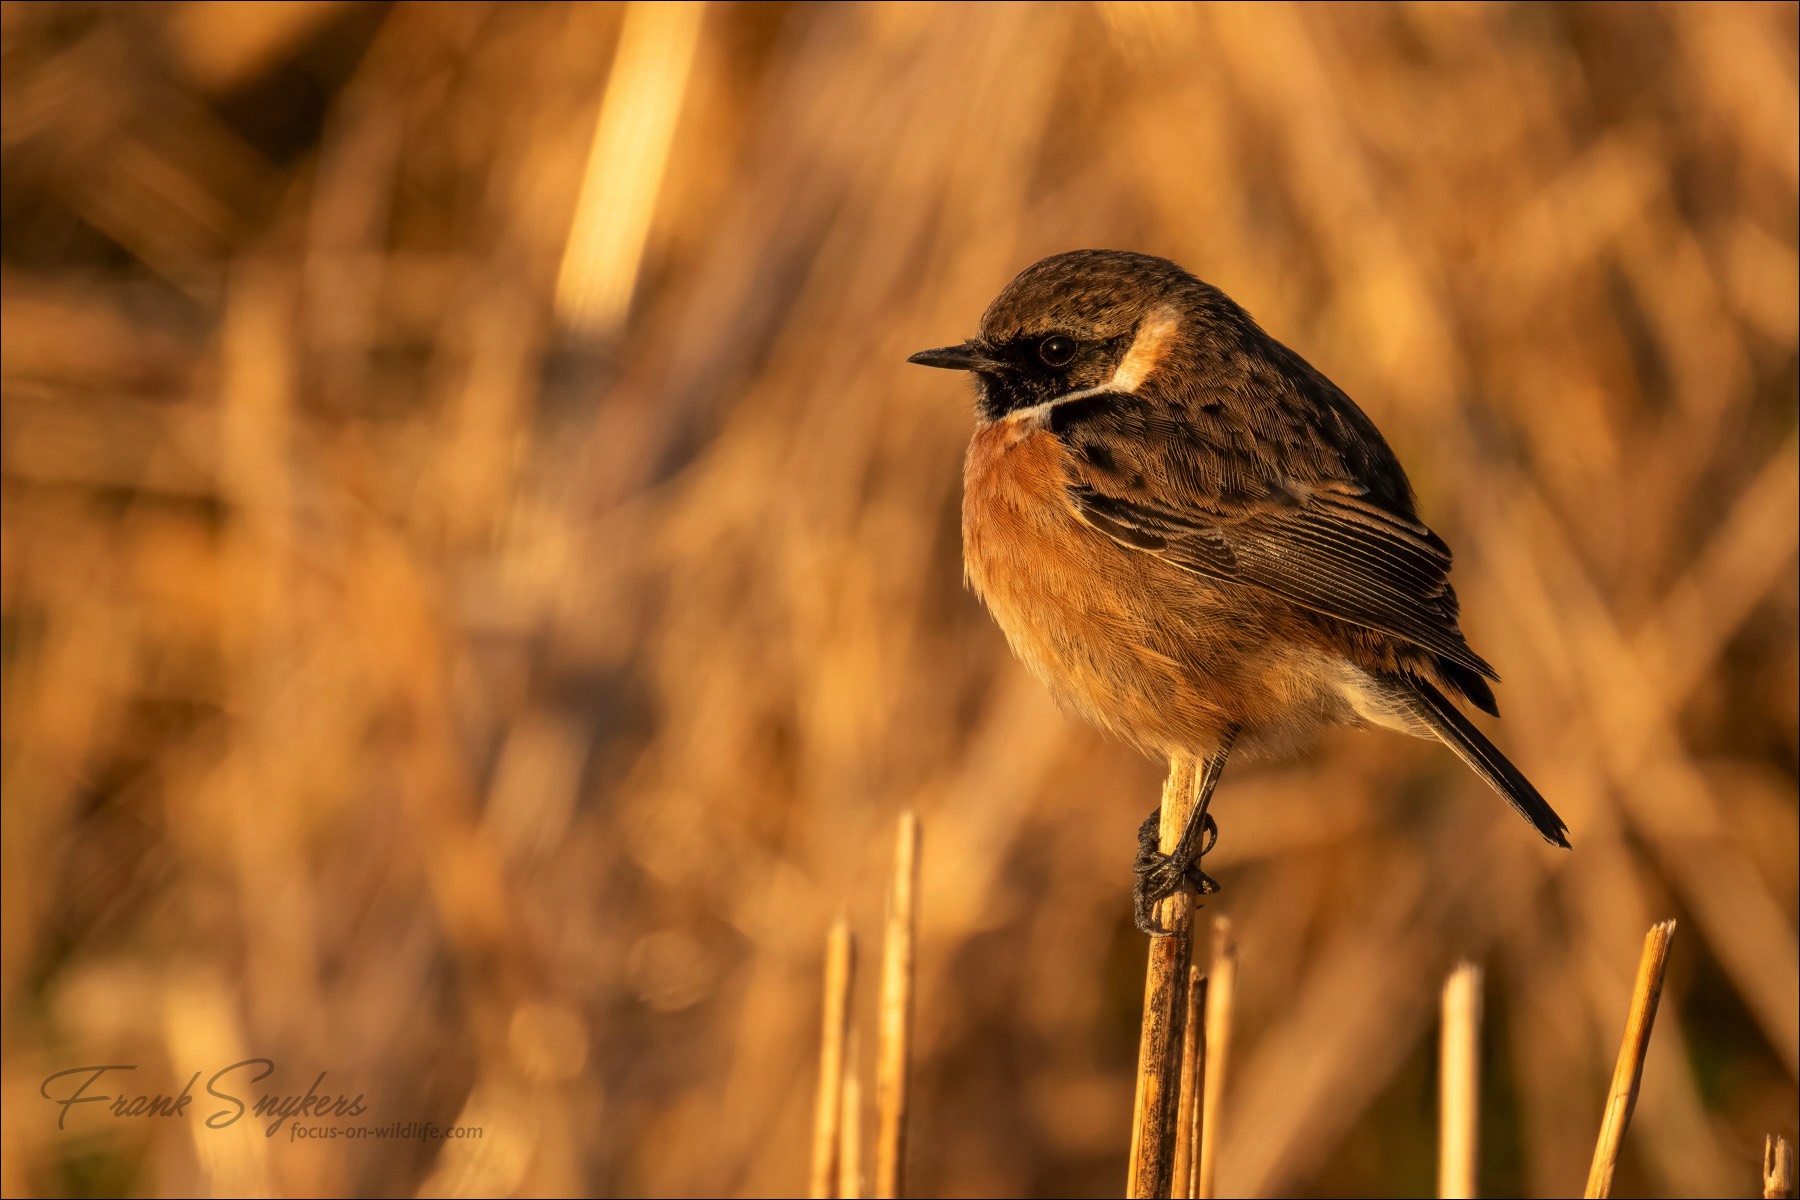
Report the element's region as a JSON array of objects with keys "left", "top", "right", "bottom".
[{"left": 1037, "top": 335, "right": 1077, "bottom": 367}]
